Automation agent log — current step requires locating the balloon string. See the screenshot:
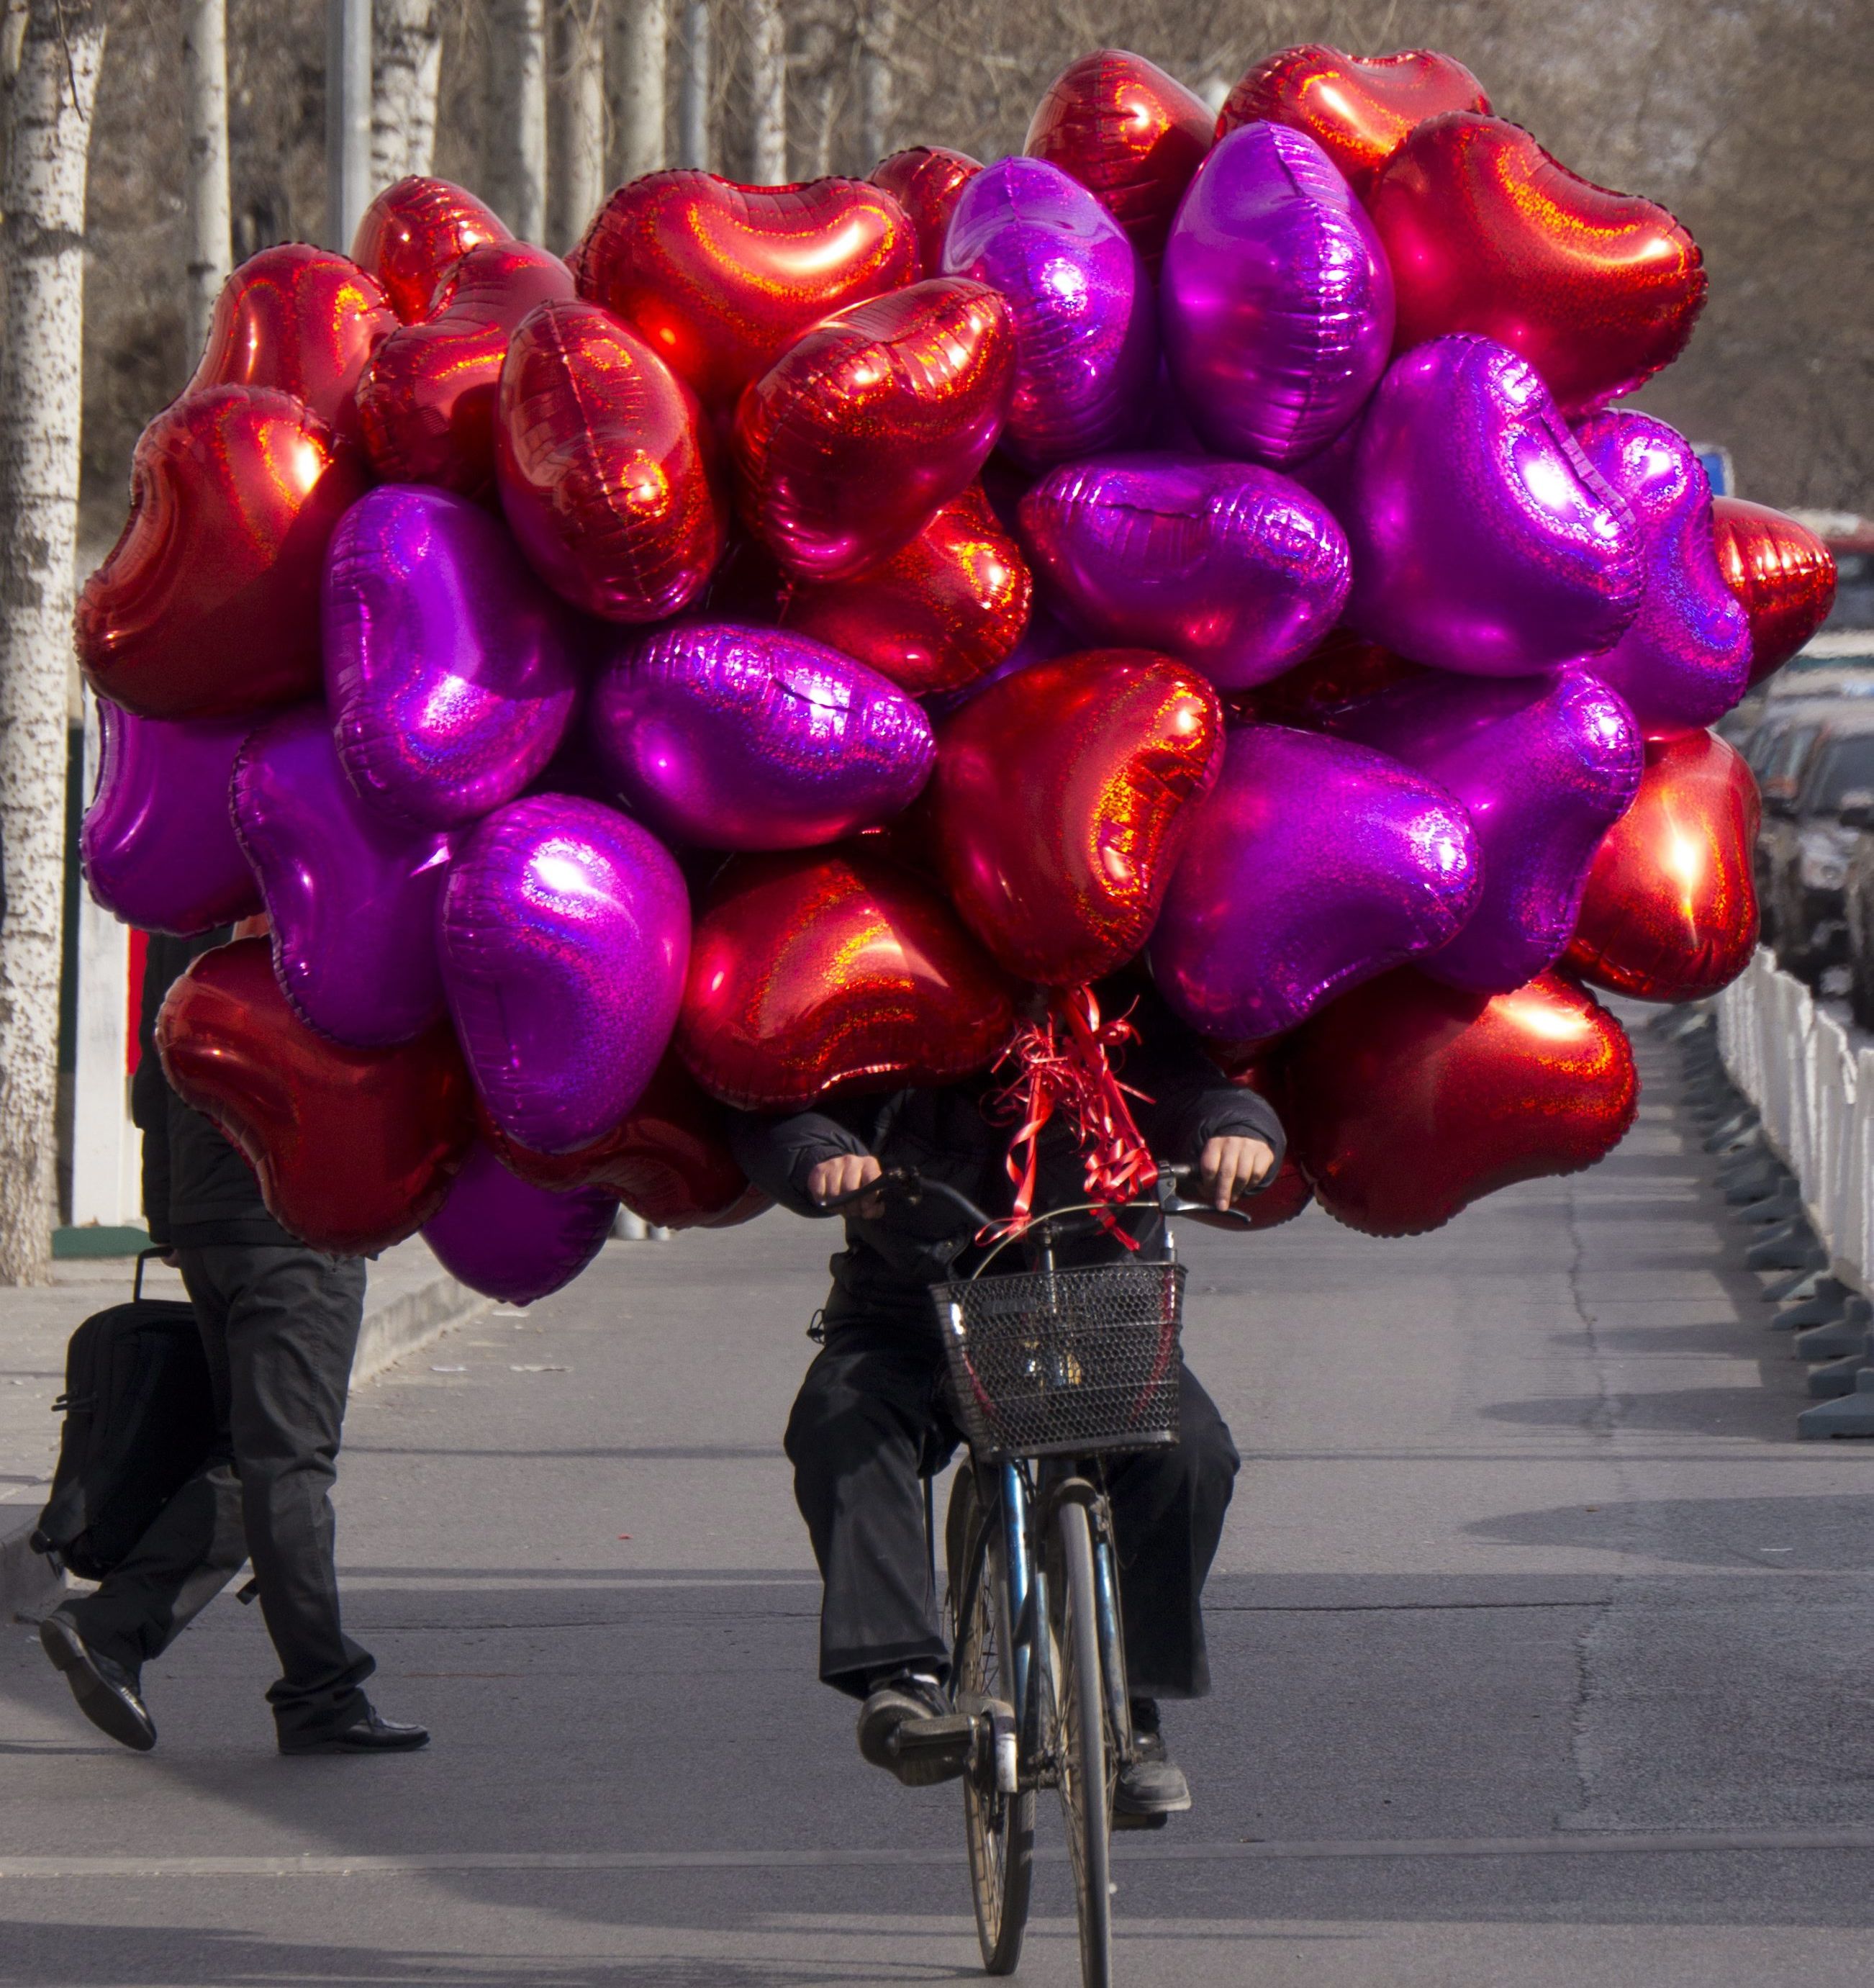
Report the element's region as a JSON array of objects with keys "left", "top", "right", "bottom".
[{"left": 982, "top": 985, "right": 1157, "bottom": 1248}]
